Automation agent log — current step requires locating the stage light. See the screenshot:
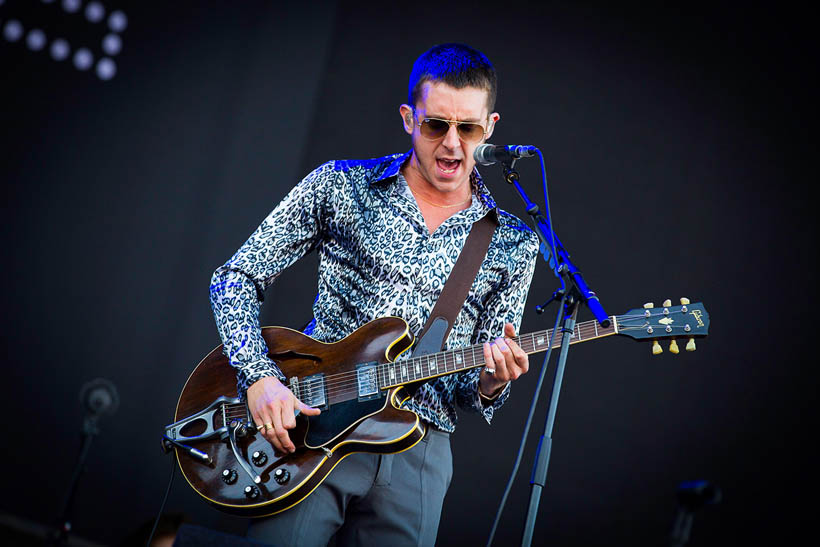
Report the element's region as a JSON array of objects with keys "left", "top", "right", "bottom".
[
  {"left": 73, "top": 47, "right": 93, "bottom": 71},
  {"left": 95, "top": 57, "right": 115, "bottom": 80},
  {"left": 3, "top": 1, "right": 127, "bottom": 80},
  {"left": 85, "top": 2, "right": 104, "bottom": 23},
  {"left": 3, "top": 19, "right": 23, "bottom": 42},
  {"left": 102, "top": 32, "right": 120, "bottom": 55},
  {"left": 61, "top": 0, "right": 81, "bottom": 14},
  {"left": 108, "top": 10, "right": 126, "bottom": 33},
  {"left": 26, "top": 28, "right": 46, "bottom": 51},
  {"left": 50, "top": 38, "right": 70, "bottom": 61}
]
